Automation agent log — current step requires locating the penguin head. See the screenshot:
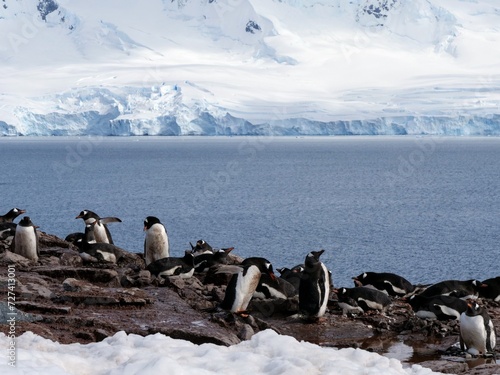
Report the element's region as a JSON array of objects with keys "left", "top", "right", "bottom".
[
  {"left": 10, "top": 208, "right": 26, "bottom": 216},
  {"left": 465, "top": 301, "right": 483, "bottom": 317},
  {"left": 18, "top": 216, "right": 35, "bottom": 227},
  {"left": 144, "top": 216, "right": 161, "bottom": 230},
  {"left": 76, "top": 210, "right": 99, "bottom": 222}
]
